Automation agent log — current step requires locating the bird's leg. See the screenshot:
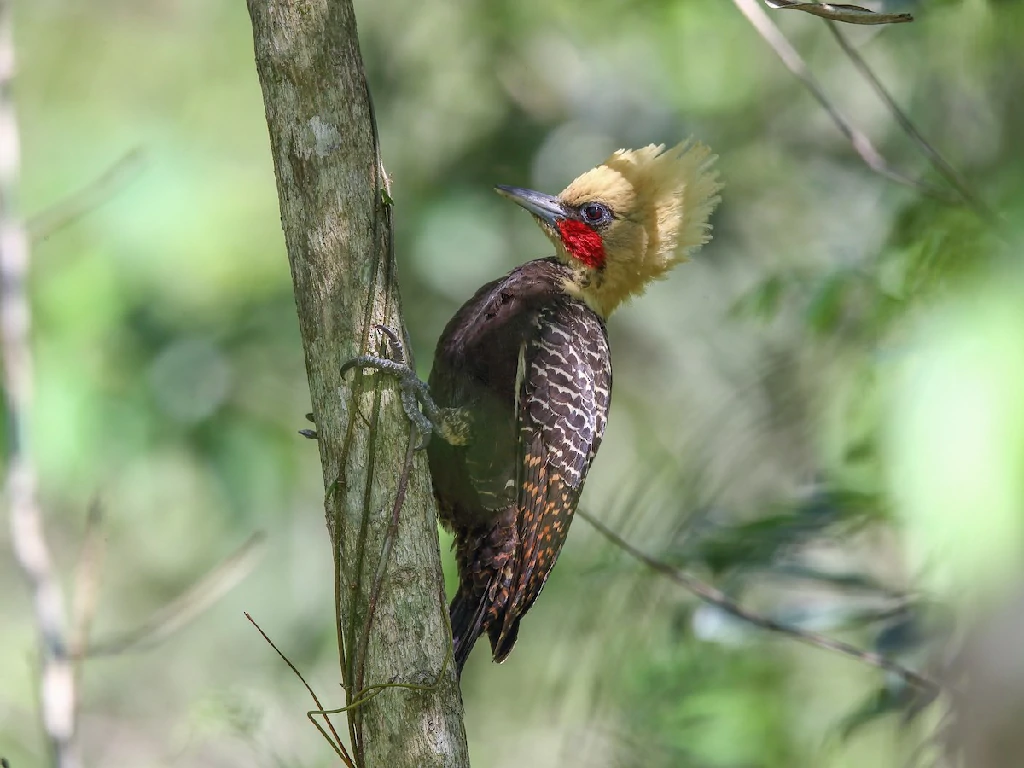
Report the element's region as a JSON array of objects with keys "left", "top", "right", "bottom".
[{"left": 341, "top": 325, "right": 468, "bottom": 450}]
